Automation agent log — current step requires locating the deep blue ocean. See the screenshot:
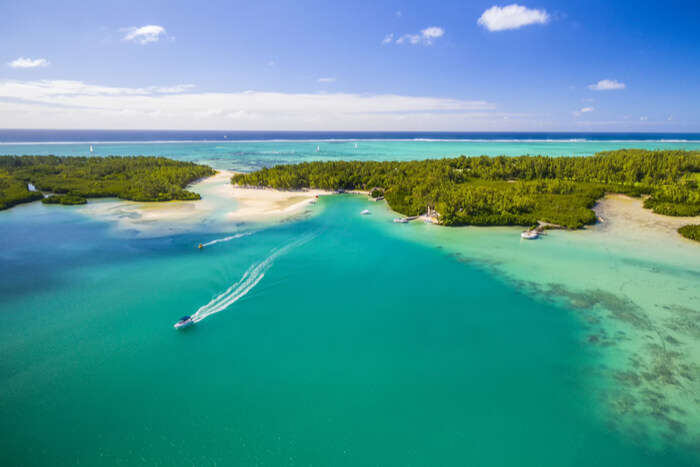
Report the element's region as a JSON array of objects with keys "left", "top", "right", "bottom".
[{"left": 1, "top": 129, "right": 699, "bottom": 143}]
